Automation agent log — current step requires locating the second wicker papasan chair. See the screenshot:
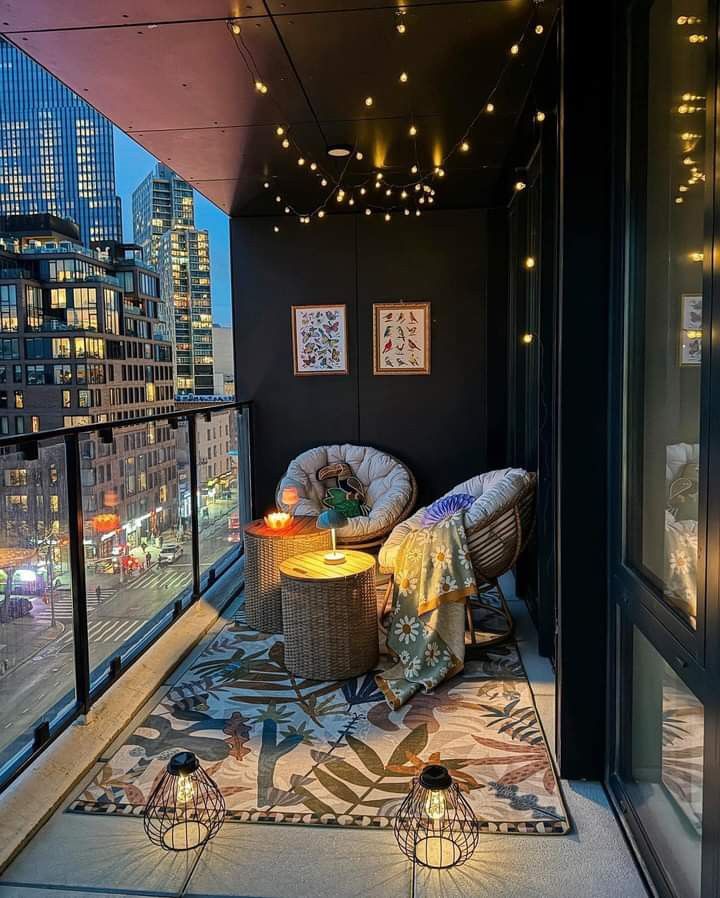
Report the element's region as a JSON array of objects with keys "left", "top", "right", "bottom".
[
  {"left": 275, "top": 444, "right": 417, "bottom": 550},
  {"left": 378, "top": 467, "right": 536, "bottom": 652}
]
